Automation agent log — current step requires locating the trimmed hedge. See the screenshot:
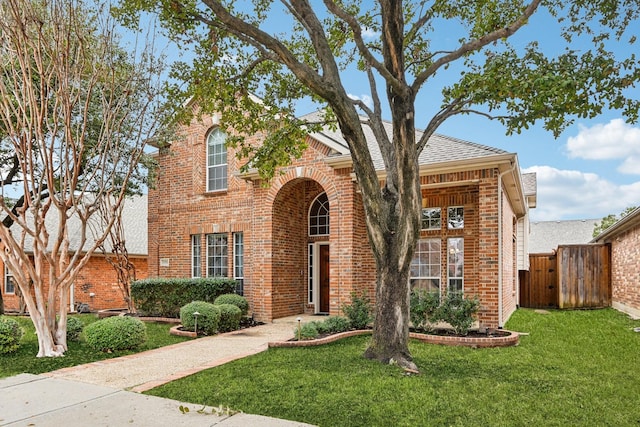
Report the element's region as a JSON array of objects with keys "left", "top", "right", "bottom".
[
  {"left": 131, "top": 278, "right": 237, "bottom": 318},
  {"left": 84, "top": 316, "right": 147, "bottom": 352},
  {"left": 214, "top": 294, "right": 249, "bottom": 316},
  {"left": 216, "top": 304, "right": 242, "bottom": 333},
  {"left": 0, "top": 316, "right": 24, "bottom": 354},
  {"left": 180, "top": 301, "right": 220, "bottom": 335}
]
